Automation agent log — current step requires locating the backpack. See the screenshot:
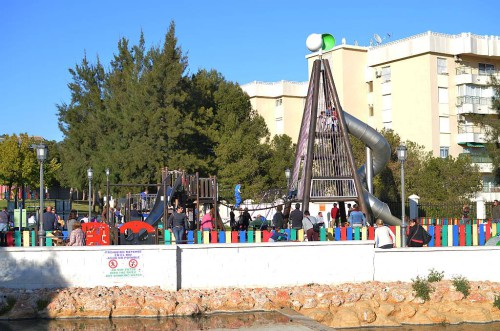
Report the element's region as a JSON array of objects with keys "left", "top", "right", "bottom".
[{"left": 423, "top": 229, "right": 432, "bottom": 245}]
